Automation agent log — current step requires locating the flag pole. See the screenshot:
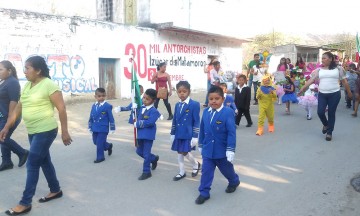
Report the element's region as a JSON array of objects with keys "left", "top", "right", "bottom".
[{"left": 131, "top": 58, "right": 138, "bottom": 147}]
